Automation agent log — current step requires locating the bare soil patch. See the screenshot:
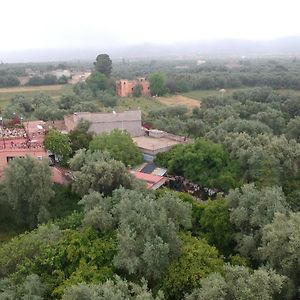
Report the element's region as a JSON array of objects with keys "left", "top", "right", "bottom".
[{"left": 158, "top": 95, "right": 201, "bottom": 111}]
